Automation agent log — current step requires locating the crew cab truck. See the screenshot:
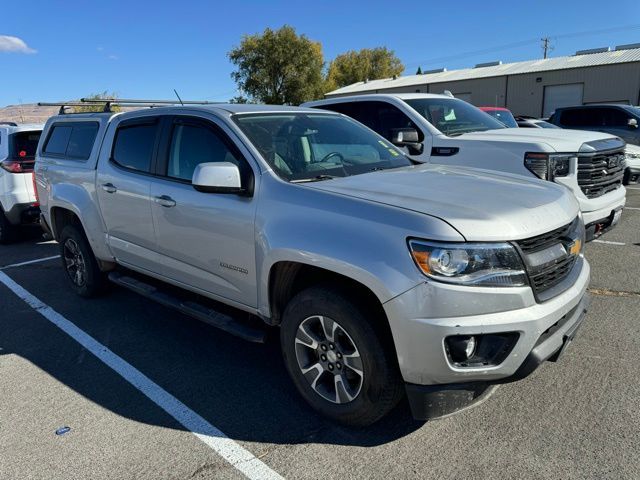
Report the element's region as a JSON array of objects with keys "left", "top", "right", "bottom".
[
  {"left": 36, "top": 103, "right": 590, "bottom": 426},
  {"left": 305, "top": 94, "right": 627, "bottom": 241},
  {"left": 0, "top": 122, "right": 43, "bottom": 243}
]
